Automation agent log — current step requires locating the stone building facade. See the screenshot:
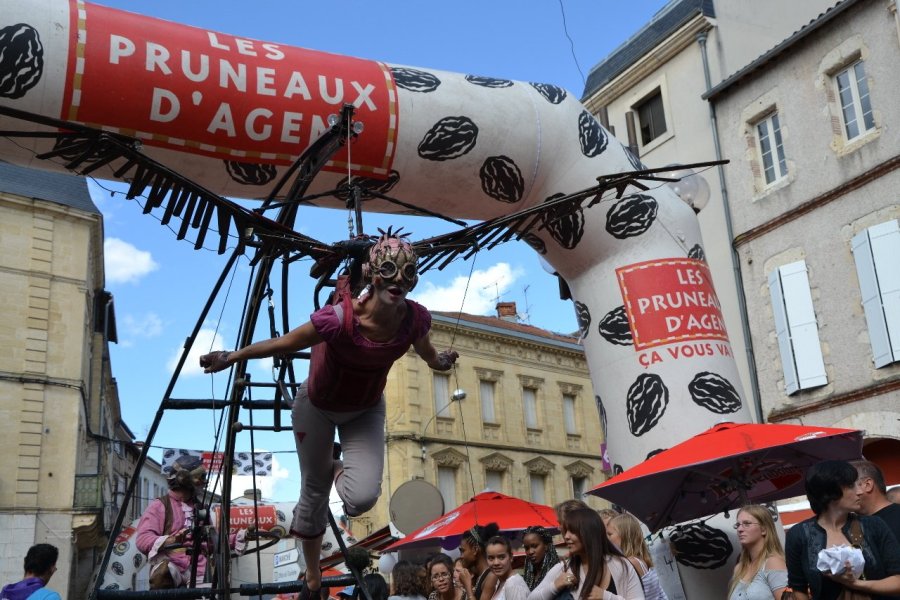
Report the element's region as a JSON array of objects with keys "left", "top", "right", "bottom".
[
  {"left": 0, "top": 163, "right": 135, "bottom": 597},
  {"left": 351, "top": 303, "right": 604, "bottom": 537},
  {"left": 580, "top": 0, "right": 836, "bottom": 419},
  {"left": 705, "top": 0, "right": 900, "bottom": 495}
]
